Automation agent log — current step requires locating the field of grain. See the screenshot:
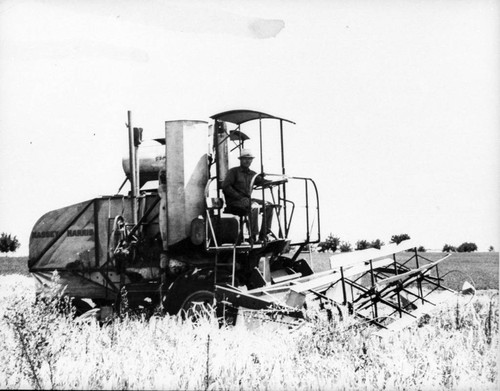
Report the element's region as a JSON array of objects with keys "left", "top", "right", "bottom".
[
  {"left": 0, "top": 273, "right": 498, "bottom": 390},
  {"left": 0, "top": 252, "right": 498, "bottom": 390},
  {"left": 0, "top": 272, "right": 498, "bottom": 389}
]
